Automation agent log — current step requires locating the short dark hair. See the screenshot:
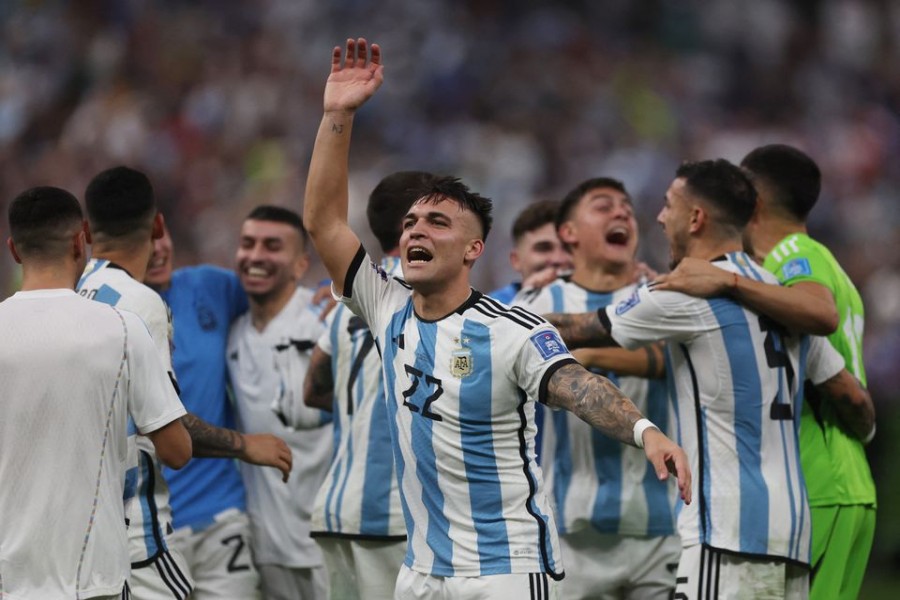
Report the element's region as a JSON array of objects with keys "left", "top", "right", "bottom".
[
  {"left": 740, "top": 144, "right": 821, "bottom": 220},
  {"left": 675, "top": 159, "right": 757, "bottom": 230},
  {"left": 511, "top": 200, "right": 560, "bottom": 243},
  {"left": 85, "top": 166, "right": 156, "bottom": 238},
  {"left": 245, "top": 205, "right": 308, "bottom": 245},
  {"left": 8, "top": 186, "right": 83, "bottom": 259},
  {"left": 556, "top": 177, "right": 629, "bottom": 251},
  {"left": 367, "top": 171, "right": 437, "bottom": 252},
  {"left": 417, "top": 176, "right": 493, "bottom": 241}
]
